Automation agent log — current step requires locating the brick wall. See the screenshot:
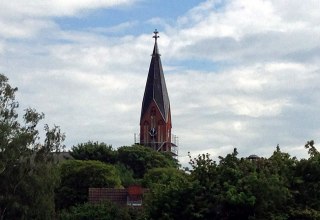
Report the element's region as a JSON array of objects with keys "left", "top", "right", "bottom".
[{"left": 89, "top": 188, "right": 127, "bottom": 206}]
